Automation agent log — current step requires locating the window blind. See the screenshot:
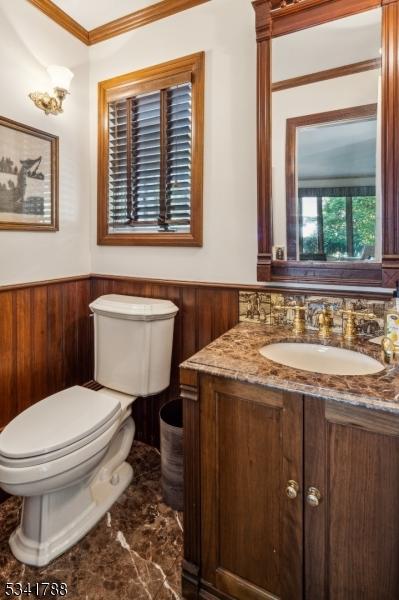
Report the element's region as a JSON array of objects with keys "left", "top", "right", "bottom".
[
  {"left": 108, "top": 82, "right": 192, "bottom": 233},
  {"left": 108, "top": 100, "right": 128, "bottom": 227}
]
